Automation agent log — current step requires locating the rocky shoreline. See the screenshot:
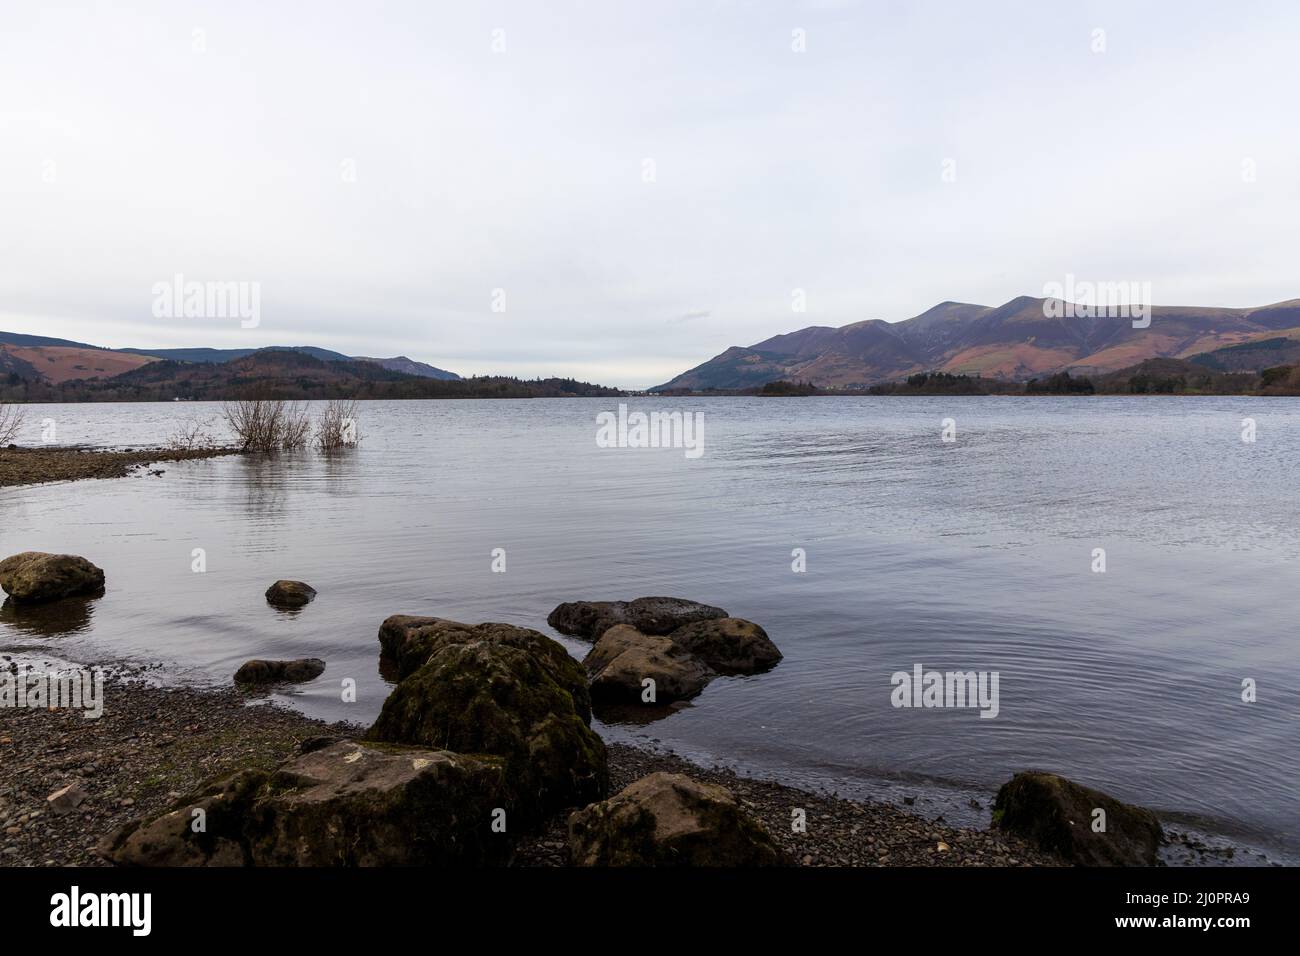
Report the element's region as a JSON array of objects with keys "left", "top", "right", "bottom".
[
  {"left": 0, "top": 445, "right": 239, "bottom": 488},
  {"left": 0, "top": 661, "right": 1266, "bottom": 867},
  {"left": 516, "top": 743, "right": 1060, "bottom": 867},
  {"left": 0, "top": 552, "right": 1262, "bottom": 867},
  {"left": 1, "top": 672, "right": 1064, "bottom": 868}
]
